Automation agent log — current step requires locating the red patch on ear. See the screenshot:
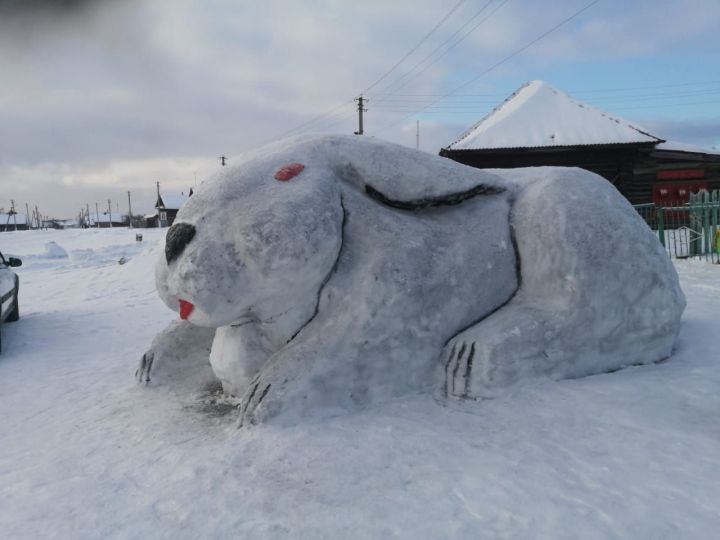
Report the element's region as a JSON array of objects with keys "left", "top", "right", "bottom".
[
  {"left": 179, "top": 299, "right": 194, "bottom": 320},
  {"left": 274, "top": 163, "right": 305, "bottom": 181}
]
